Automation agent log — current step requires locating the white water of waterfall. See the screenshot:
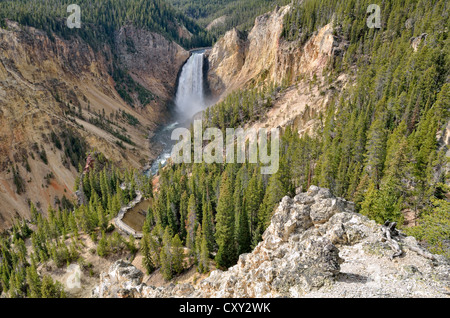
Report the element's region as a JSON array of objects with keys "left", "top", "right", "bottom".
[
  {"left": 146, "top": 51, "right": 206, "bottom": 176},
  {"left": 175, "top": 52, "right": 205, "bottom": 118}
]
